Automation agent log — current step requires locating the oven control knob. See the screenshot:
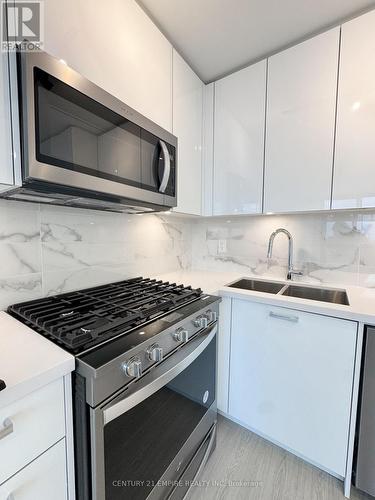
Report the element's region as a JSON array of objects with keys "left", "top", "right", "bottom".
[
  {"left": 147, "top": 344, "right": 163, "bottom": 362},
  {"left": 122, "top": 357, "right": 143, "bottom": 379},
  {"left": 173, "top": 327, "right": 189, "bottom": 343},
  {"left": 206, "top": 310, "right": 217, "bottom": 322},
  {"left": 193, "top": 315, "right": 208, "bottom": 329}
]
